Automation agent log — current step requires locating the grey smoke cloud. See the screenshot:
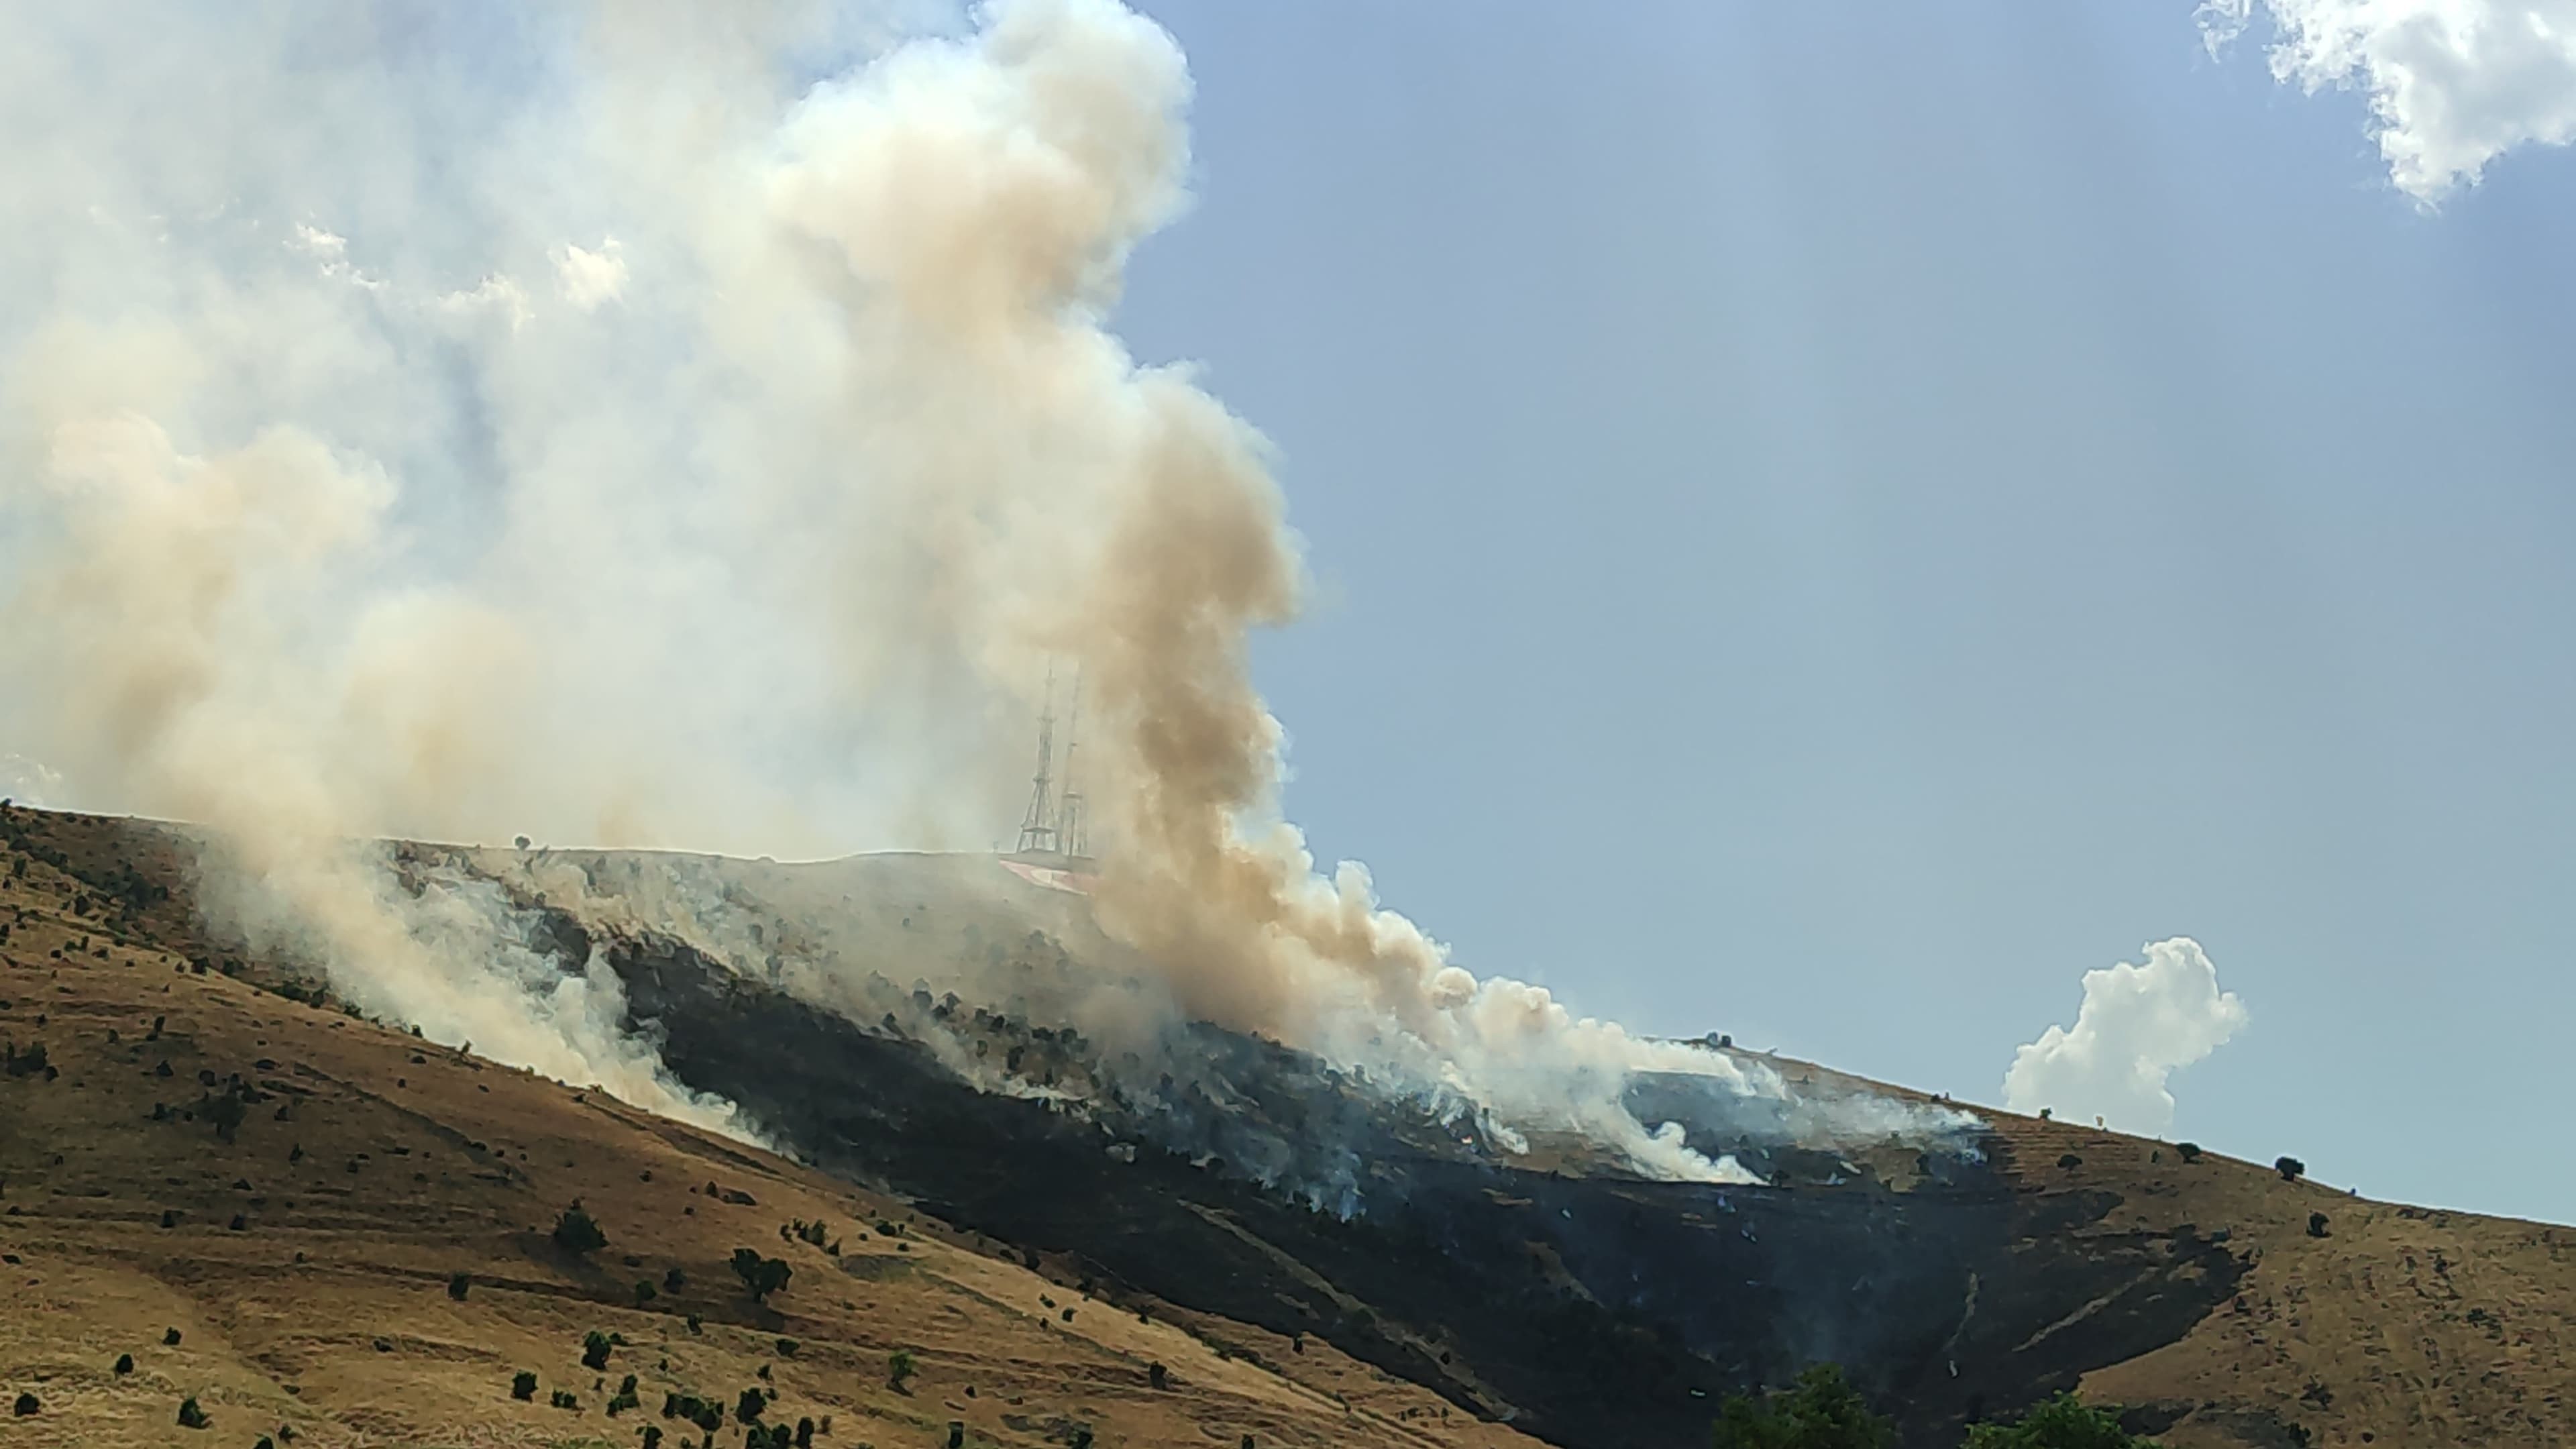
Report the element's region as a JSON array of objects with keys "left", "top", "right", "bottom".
[{"left": 0, "top": 0, "right": 1969, "bottom": 1177}]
